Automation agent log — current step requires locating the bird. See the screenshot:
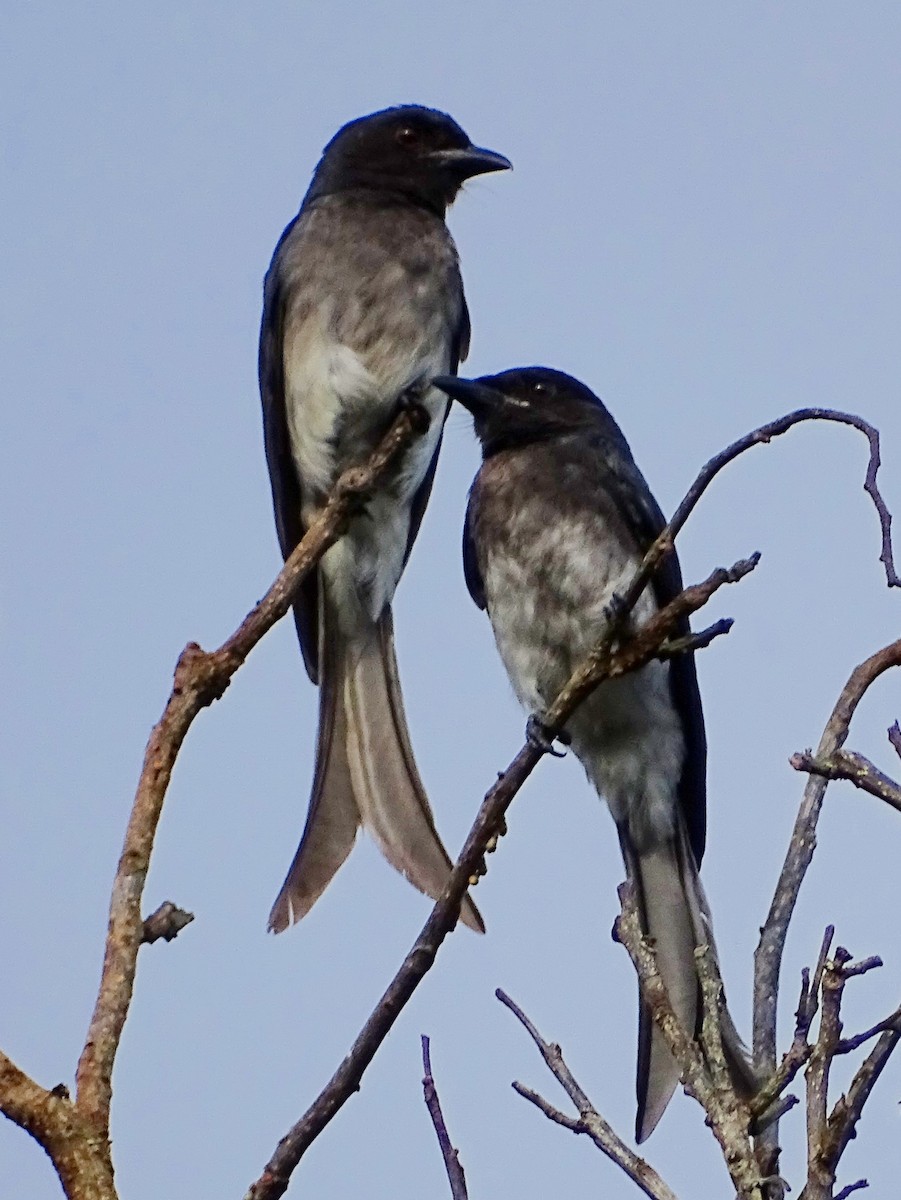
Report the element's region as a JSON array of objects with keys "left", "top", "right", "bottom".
[
  {"left": 432, "top": 365, "right": 752, "bottom": 1140},
  {"left": 259, "top": 106, "right": 510, "bottom": 935}
]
